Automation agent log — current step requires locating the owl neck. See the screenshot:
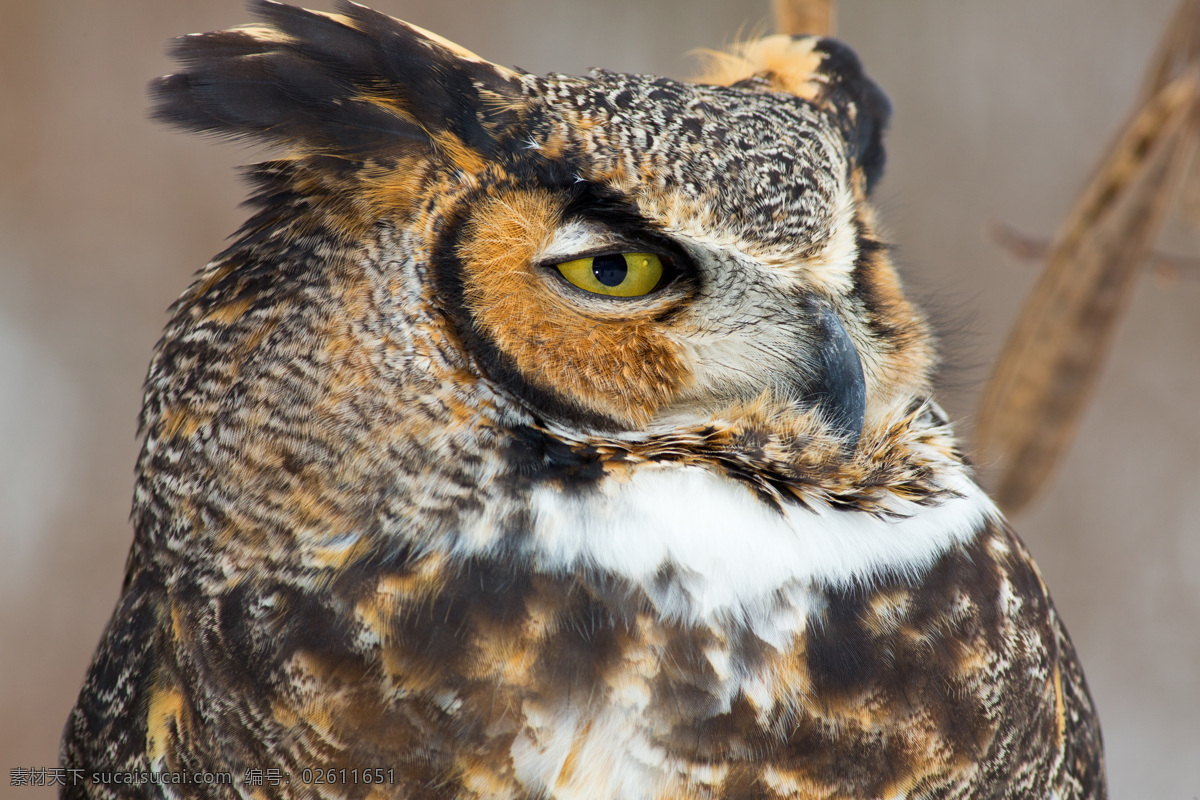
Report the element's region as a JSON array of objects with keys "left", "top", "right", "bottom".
[{"left": 449, "top": 410, "right": 998, "bottom": 627}]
